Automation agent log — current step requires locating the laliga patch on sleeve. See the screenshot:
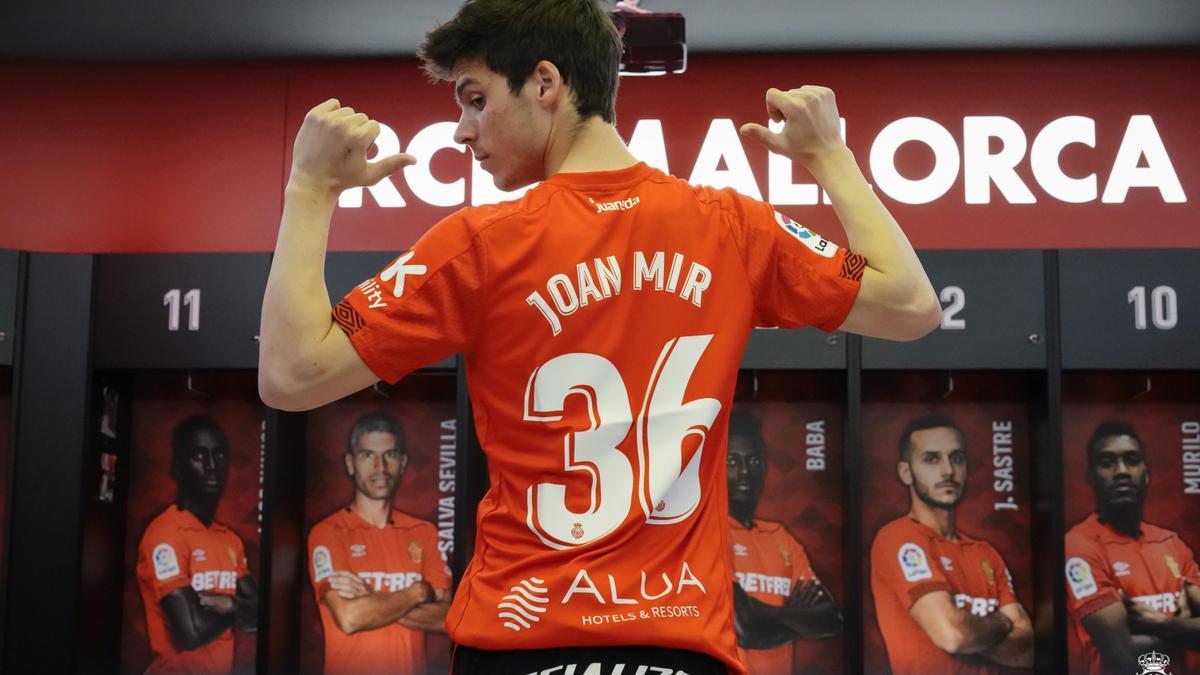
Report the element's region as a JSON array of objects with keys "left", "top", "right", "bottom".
[
  {"left": 1066, "top": 557, "right": 1099, "bottom": 599},
  {"left": 897, "top": 542, "right": 933, "bottom": 582},
  {"left": 312, "top": 545, "right": 334, "bottom": 583},
  {"left": 152, "top": 543, "right": 181, "bottom": 580},
  {"left": 774, "top": 211, "right": 838, "bottom": 258}
]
